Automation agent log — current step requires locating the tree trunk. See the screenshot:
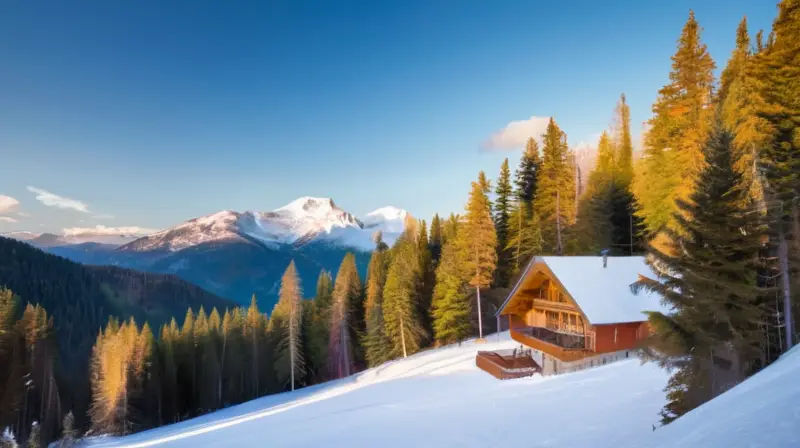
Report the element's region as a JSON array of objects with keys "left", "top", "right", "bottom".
[
  {"left": 556, "top": 190, "right": 563, "bottom": 255},
  {"left": 290, "top": 303, "right": 296, "bottom": 391},
  {"left": 400, "top": 316, "right": 408, "bottom": 358},
  {"left": 477, "top": 286, "right": 483, "bottom": 339},
  {"left": 779, "top": 221, "right": 793, "bottom": 351},
  {"left": 219, "top": 335, "right": 226, "bottom": 406}
]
